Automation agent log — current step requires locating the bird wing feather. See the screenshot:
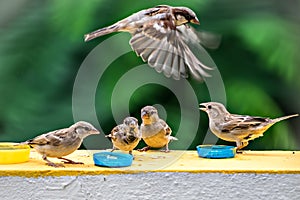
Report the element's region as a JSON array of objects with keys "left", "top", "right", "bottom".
[
  {"left": 27, "top": 128, "right": 71, "bottom": 146},
  {"left": 129, "top": 21, "right": 212, "bottom": 81},
  {"left": 220, "top": 115, "right": 268, "bottom": 131}
]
